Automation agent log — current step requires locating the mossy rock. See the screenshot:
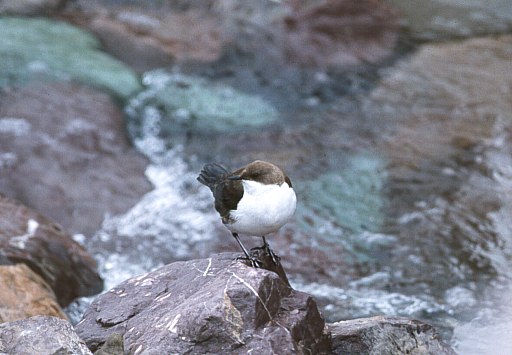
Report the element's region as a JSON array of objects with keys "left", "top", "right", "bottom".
[
  {"left": 298, "top": 154, "right": 386, "bottom": 235},
  {"left": 0, "top": 17, "right": 141, "bottom": 99},
  {"left": 127, "top": 70, "right": 279, "bottom": 140}
]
